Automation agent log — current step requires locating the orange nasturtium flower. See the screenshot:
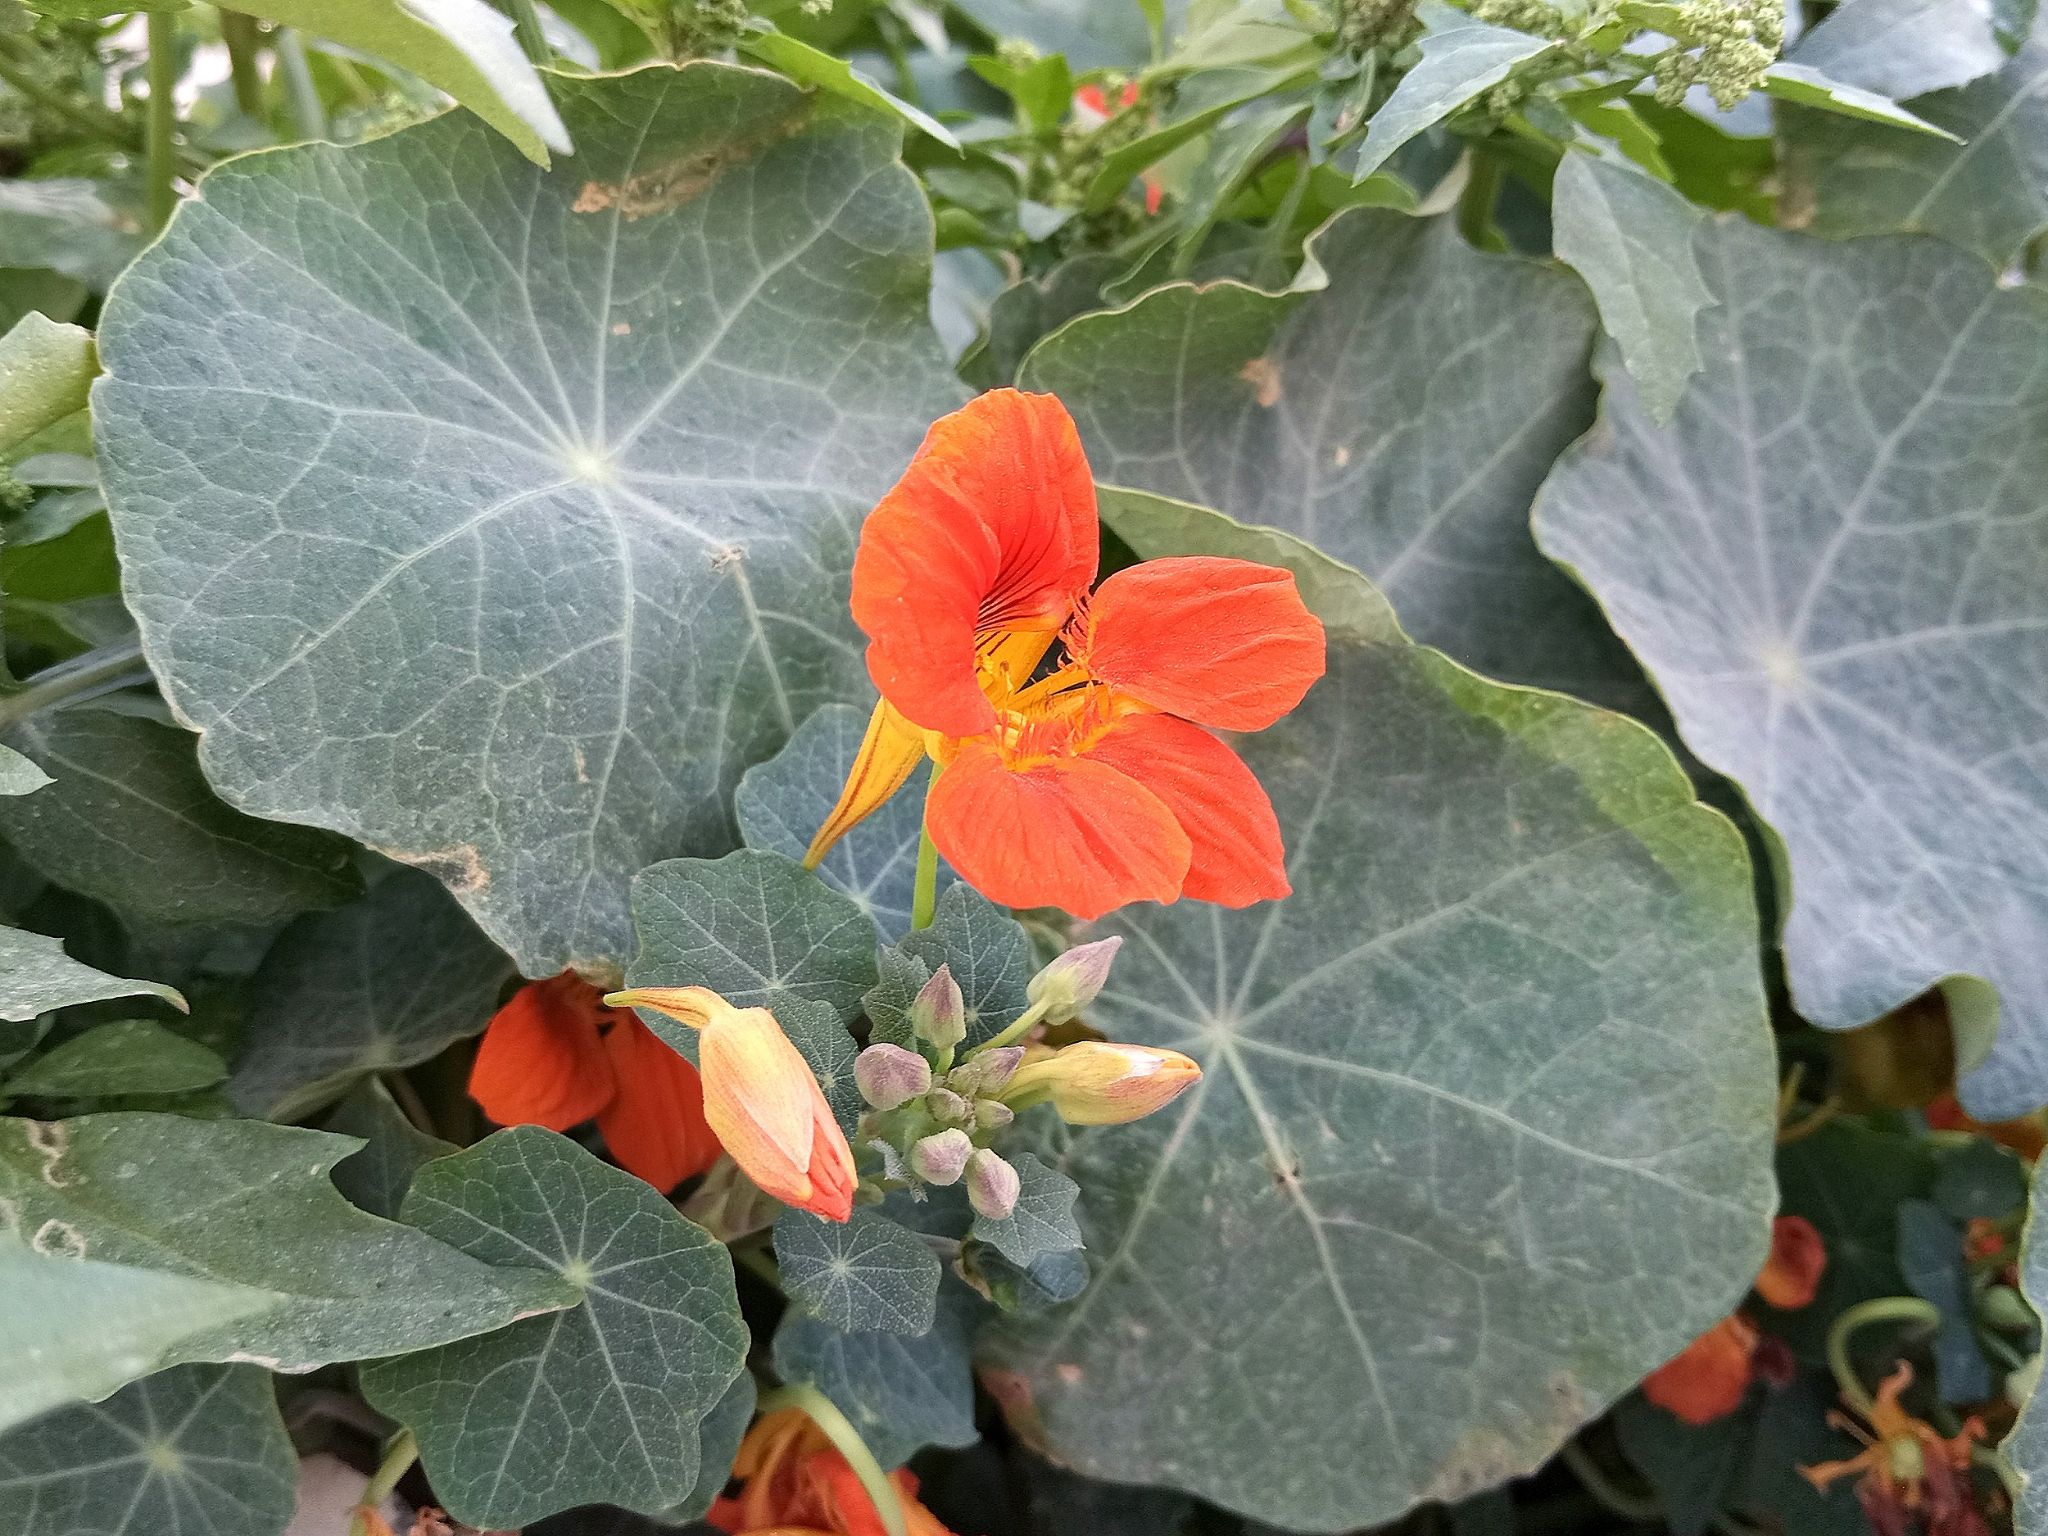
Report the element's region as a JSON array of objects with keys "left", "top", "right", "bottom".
[
  {"left": 709, "top": 1407, "right": 956, "bottom": 1536},
  {"left": 469, "top": 973, "right": 721, "bottom": 1193},
  {"left": 606, "top": 986, "right": 857, "bottom": 1223},
  {"left": 1643, "top": 1215, "right": 1826, "bottom": 1424},
  {"left": 1801, "top": 1364, "right": 1988, "bottom": 1536},
  {"left": 807, "top": 389, "right": 1327, "bottom": 921}
]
